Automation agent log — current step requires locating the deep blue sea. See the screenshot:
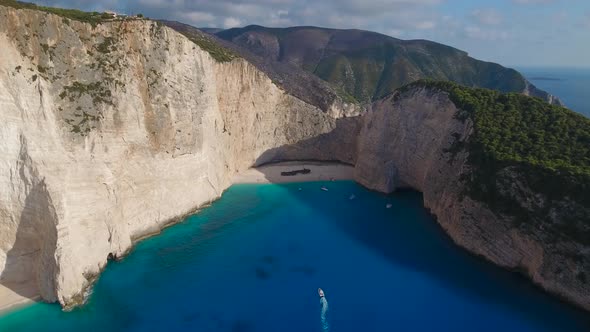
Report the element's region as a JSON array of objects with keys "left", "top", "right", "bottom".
[
  {"left": 1, "top": 181, "right": 588, "bottom": 331},
  {"left": 519, "top": 67, "right": 590, "bottom": 117}
]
